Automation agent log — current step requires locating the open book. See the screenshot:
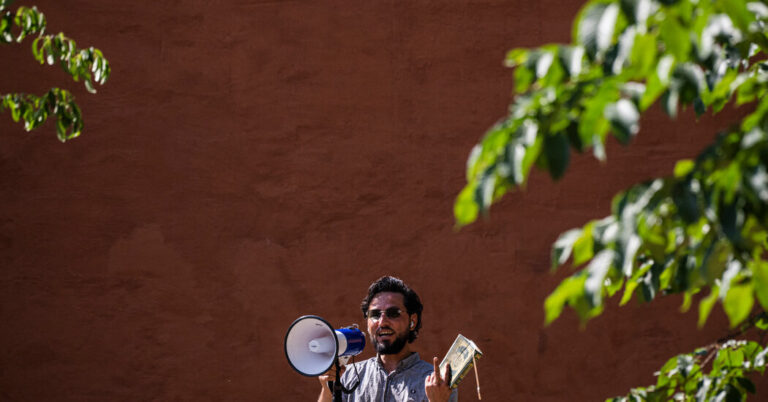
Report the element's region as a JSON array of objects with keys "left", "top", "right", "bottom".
[{"left": 438, "top": 334, "right": 483, "bottom": 390}]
